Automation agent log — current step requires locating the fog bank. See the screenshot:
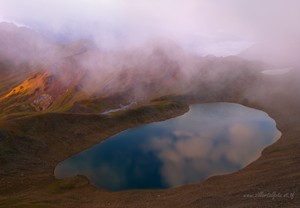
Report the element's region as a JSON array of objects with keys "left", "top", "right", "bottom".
[{"left": 1, "top": 0, "right": 299, "bottom": 59}]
